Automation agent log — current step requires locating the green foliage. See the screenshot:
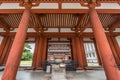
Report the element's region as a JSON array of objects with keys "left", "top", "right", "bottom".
[{"left": 21, "top": 43, "right": 33, "bottom": 61}]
